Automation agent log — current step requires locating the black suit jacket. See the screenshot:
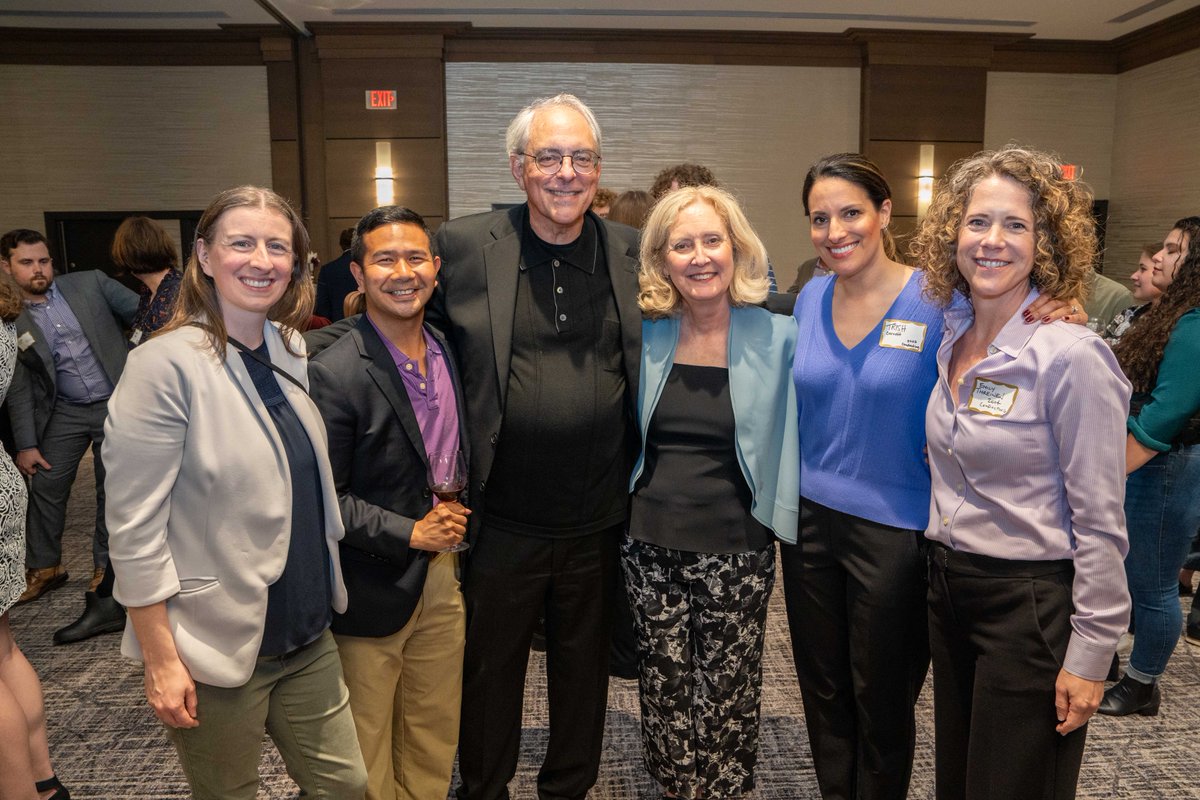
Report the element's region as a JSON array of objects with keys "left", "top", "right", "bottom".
[
  {"left": 428, "top": 206, "right": 642, "bottom": 541},
  {"left": 308, "top": 315, "right": 469, "bottom": 638}
]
